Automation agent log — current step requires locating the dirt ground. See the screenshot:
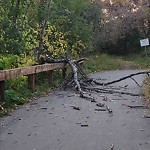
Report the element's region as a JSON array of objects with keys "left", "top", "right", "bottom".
[{"left": 0, "top": 70, "right": 150, "bottom": 150}]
